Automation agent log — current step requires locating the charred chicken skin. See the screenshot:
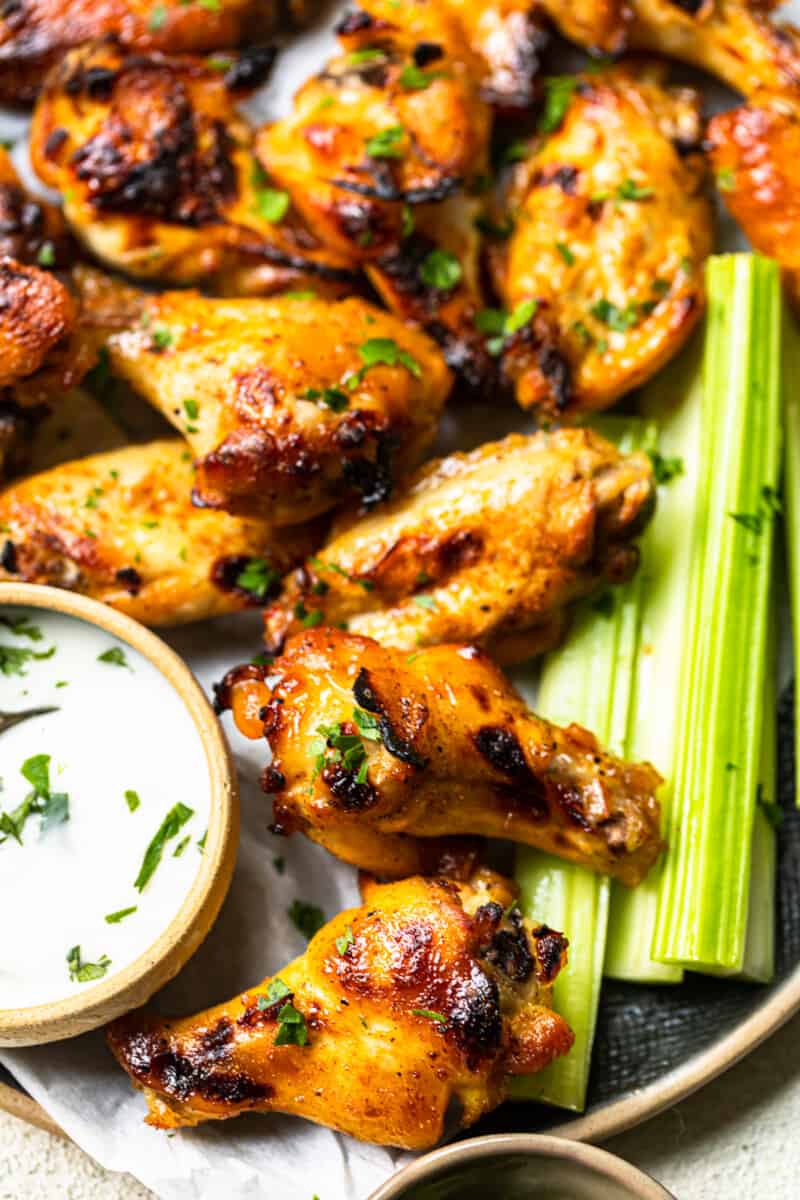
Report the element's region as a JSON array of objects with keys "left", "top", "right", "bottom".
[
  {"left": 107, "top": 867, "right": 574, "bottom": 1145},
  {"left": 488, "top": 64, "right": 711, "bottom": 418},
  {"left": 29, "top": 41, "right": 355, "bottom": 290},
  {"left": 0, "top": 0, "right": 320, "bottom": 106},
  {"left": 262, "top": 429, "right": 656, "bottom": 663},
  {"left": 106, "top": 290, "right": 451, "bottom": 523},
  {"left": 707, "top": 93, "right": 800, "bottom": 310},
  {"left": 0, "top": 440, "right": 318, "bottom": 625},
  {"left": 538, "top": 0, "right": 800, "bottom": 99},
  {"left": 219, "top": 629, "right": 663, "bottom": 884}
]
